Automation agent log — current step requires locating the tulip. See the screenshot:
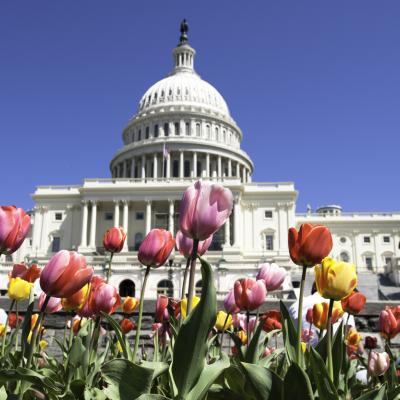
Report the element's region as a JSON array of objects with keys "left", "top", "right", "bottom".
[
  {"left": 0, "top": 325, "right": 5, "bottom": 337},
  {"left": 40, "top": 250, "right": 93, "bottom": 298},
  {"left": 103, "top": 227, "right": 126, "bottom": 253},
  {"left": 61, "top": 284, "right": 90, "bottom": 312},
  {"left": 69, "top": 316, "right": 87, "bottom": 335},
  {"left": 180, "top": 296, "right": 200, "bottom": 319},
  {"left": 0, "top": 206, "right": 31, "bottom": 255},
  {"left": 364, "top": 336, "right": 378, "bottom": 350},
  {"left": 262, "top": 347, "right": 275, "bottom": 358},
  {"left": 90, "top": 281, "right": 121, "bottom": 315},
  {"left": 155, "top": 295, "right": 169, "bottom": 323},
  {"left": 234, "top": 278, "right": 266, "bottom": 311},
  {"left": 10, "top": 263, "right": 41, "bottom": 283},
  {"left": 315, "top": 258, "right": 357, "bottom": 301},
  {"left": 237, "top": 330, "right": 248, "bottom": 345},
  {"left": 179, "top": 180, "right": 233, "bottom": 241},
  {"left": 122, "top": 296, "right": 140, "bottom": 314},
  {"left": 138, "top": 229, "right": 175, "bottom": 268},
  {"left": 345, "top": 327, "right": 362, "bottom": 354},
  {"left": 301, "top": 329, "right": 315, "bottom": 344},
  {"left": 215, "top": 311, "right": 232, "bottom": 331},
  {"left": 8, "top": 277, "right": 33, "bottom": 301},
  {"left": 38, "top": 292, "right": 62, "bottom": 313},
  {"left": 8, "top": 313, "right": 22, "bottom": 329},
  {"left": 288, "top": 223, "right": 333, "bottom": 267},
  {"left": 256, "top": 263, "right": 286, "bottom": 292},
  {"left": 120, "top": 318, "right": 135, "bottom": 334},
  {"left": 341, "top": 291, "right": 366, "bottom": 315},
  {"left": 261, "top": 310, "right": 282, "bottom": 332},
  {"left": 232, "top": 314, "right": 256, "bottom": 333},
  {"left": 312, "top": 301, "right": 344, "bottom": 330},
  {"left": 175, "top": 230, "right": 213, "bottom": 258},
  {"left": 306, "top": 308, "right": 313, "bottom": 324},
  {"left": 379, "top": 307, "right": 398, "bottom": 340},
  {"left": 368, "top": 351, "right": 390, "bottom": 377},
  {"left": 224, "top": 289, "right": 240, "bottom": 314}
]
